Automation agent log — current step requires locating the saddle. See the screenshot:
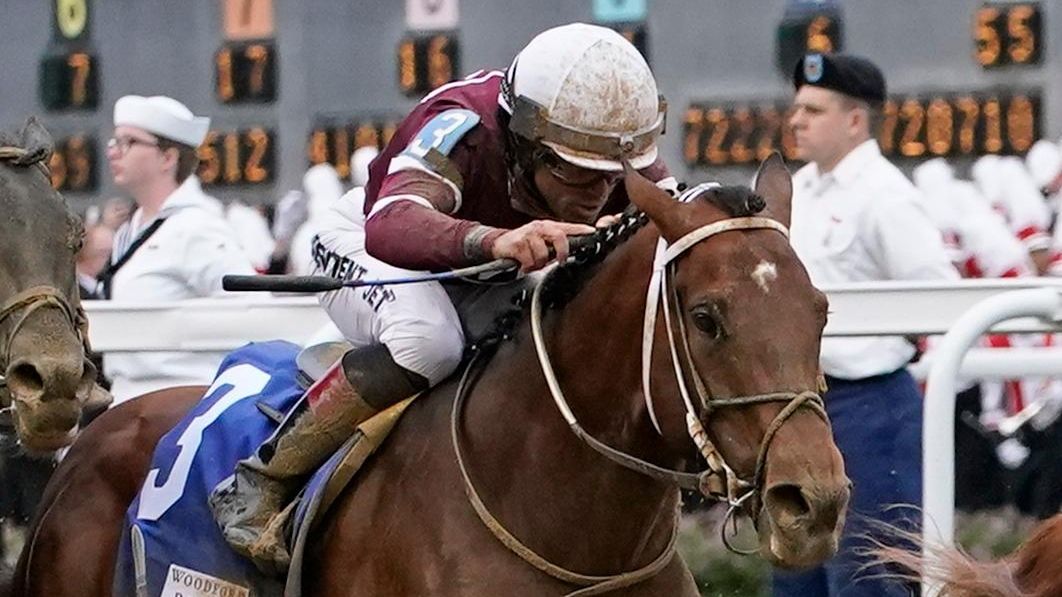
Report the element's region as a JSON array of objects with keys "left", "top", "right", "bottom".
[{"left": 113, "top": 341, "right": 416, "bottom": 597}]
